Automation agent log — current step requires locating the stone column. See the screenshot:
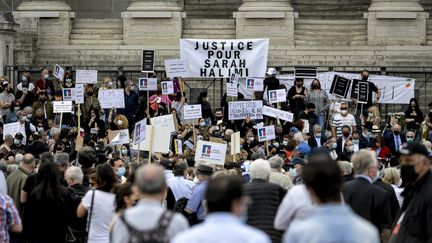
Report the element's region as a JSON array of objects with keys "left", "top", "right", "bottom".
[
  {"left": 366, "top": 0, "right": 428, "bottom": 45},
  {"left": 234, "top": 0, "right": 296, "bottom": 46},
  {"left": 0, "top": 13, "right": 18, "bottom": 76},
  {"left": 122, "top": 0, "right": 185, "bottom": 46},
  {"left": 15, "top": 0, "right": 73, "bottom": 46}
]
